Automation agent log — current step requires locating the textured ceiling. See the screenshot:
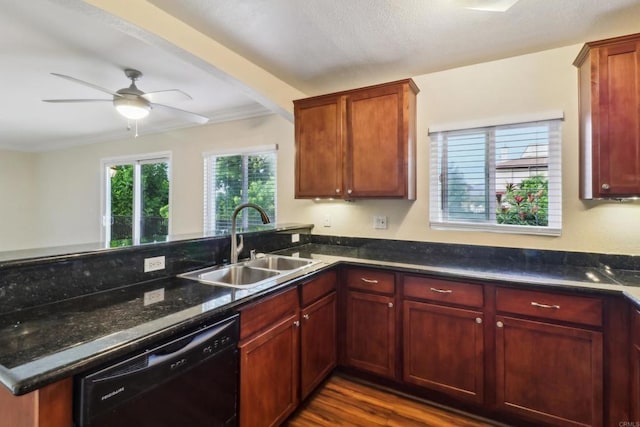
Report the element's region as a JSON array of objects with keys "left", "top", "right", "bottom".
[
  {"left": 4, "top": 0, "right": 640, "bottom": 151},
  {"left": 149, "top": 0, "right": 640, "bottom": 94},
  {"left": 1, "top": 0, "right": 267, "bottom": 152}
]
